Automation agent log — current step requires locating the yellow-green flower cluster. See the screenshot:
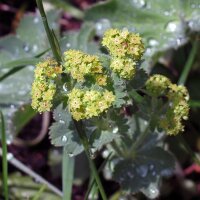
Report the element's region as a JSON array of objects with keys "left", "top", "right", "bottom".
[
  {"left": 110, "top": 58, "right": 136, "bottom": 79},
  {"left": 102, "top": 29, "right": 144, "bottom": 80},
  {"left": 63, "top": 50, "right": 107, "bottom": 86},
  {"left": 145, "top": 74, "right": 189, "bottom": 135},
  {"left": 102, "top": 29, "right": 144, "bottom": 60},
  {"left": 67, "top": 88, "right": 115, "bottom": 121},
  {"left": 145, "top": 74, "right": 171, "bottom": 97},
  {"left": 31, "top": 59, "right": 62, "bottom": 112}
]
